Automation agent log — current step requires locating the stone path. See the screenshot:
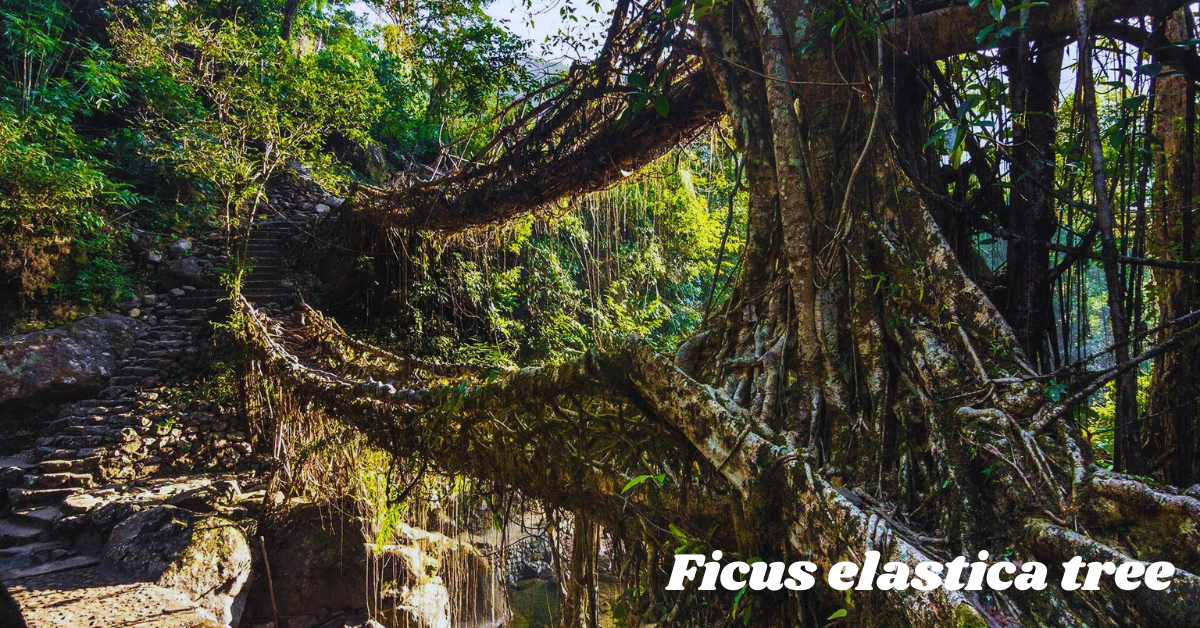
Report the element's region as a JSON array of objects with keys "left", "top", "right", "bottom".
[
  {"left": 0, "top": 176, "right": 333, "bottom": 626},
  {"left": 0, "top": 289, "right": 225, "bottom": 577},
  {"left": 9, "top": 567, "right": 220, "bottom": 627},
  {"left": 242, "top": 219, "right": 297, "bottom": 306}
]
